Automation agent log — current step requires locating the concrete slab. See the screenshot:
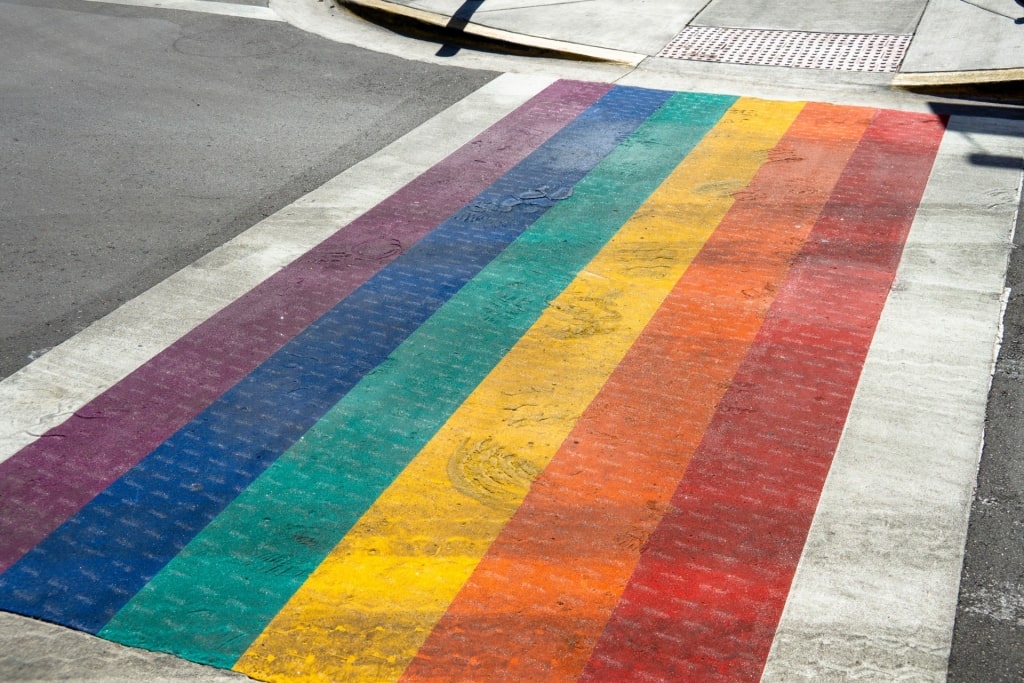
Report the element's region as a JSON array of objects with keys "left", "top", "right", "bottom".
[
  {"left": 692, "top": 0, "right": 929, "bottom": 35},
  {"left": 84, "top": 0, "right": 280, "bottom": 20},
  {"left": 331, "top": 0, "right": 1024, "bottom": 88},
  {"left": 284, "top": 0, "right": 1024, "bottom": 89},
  {"left": 899, "top": 0, "right": 1024, "bottom": 83},
  {"left": 0, "top": 612, "right": 250, "bottom": 683},
  {"left": 948, "top": 128, "right": 1024, "bottom": 682}
]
